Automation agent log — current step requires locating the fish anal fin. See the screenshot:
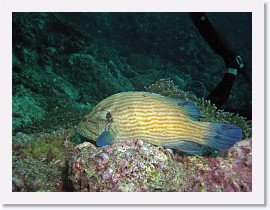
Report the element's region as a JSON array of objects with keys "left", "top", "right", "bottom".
[{"left": 160, "top": 140, "right": 203, "bottom": 155}]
